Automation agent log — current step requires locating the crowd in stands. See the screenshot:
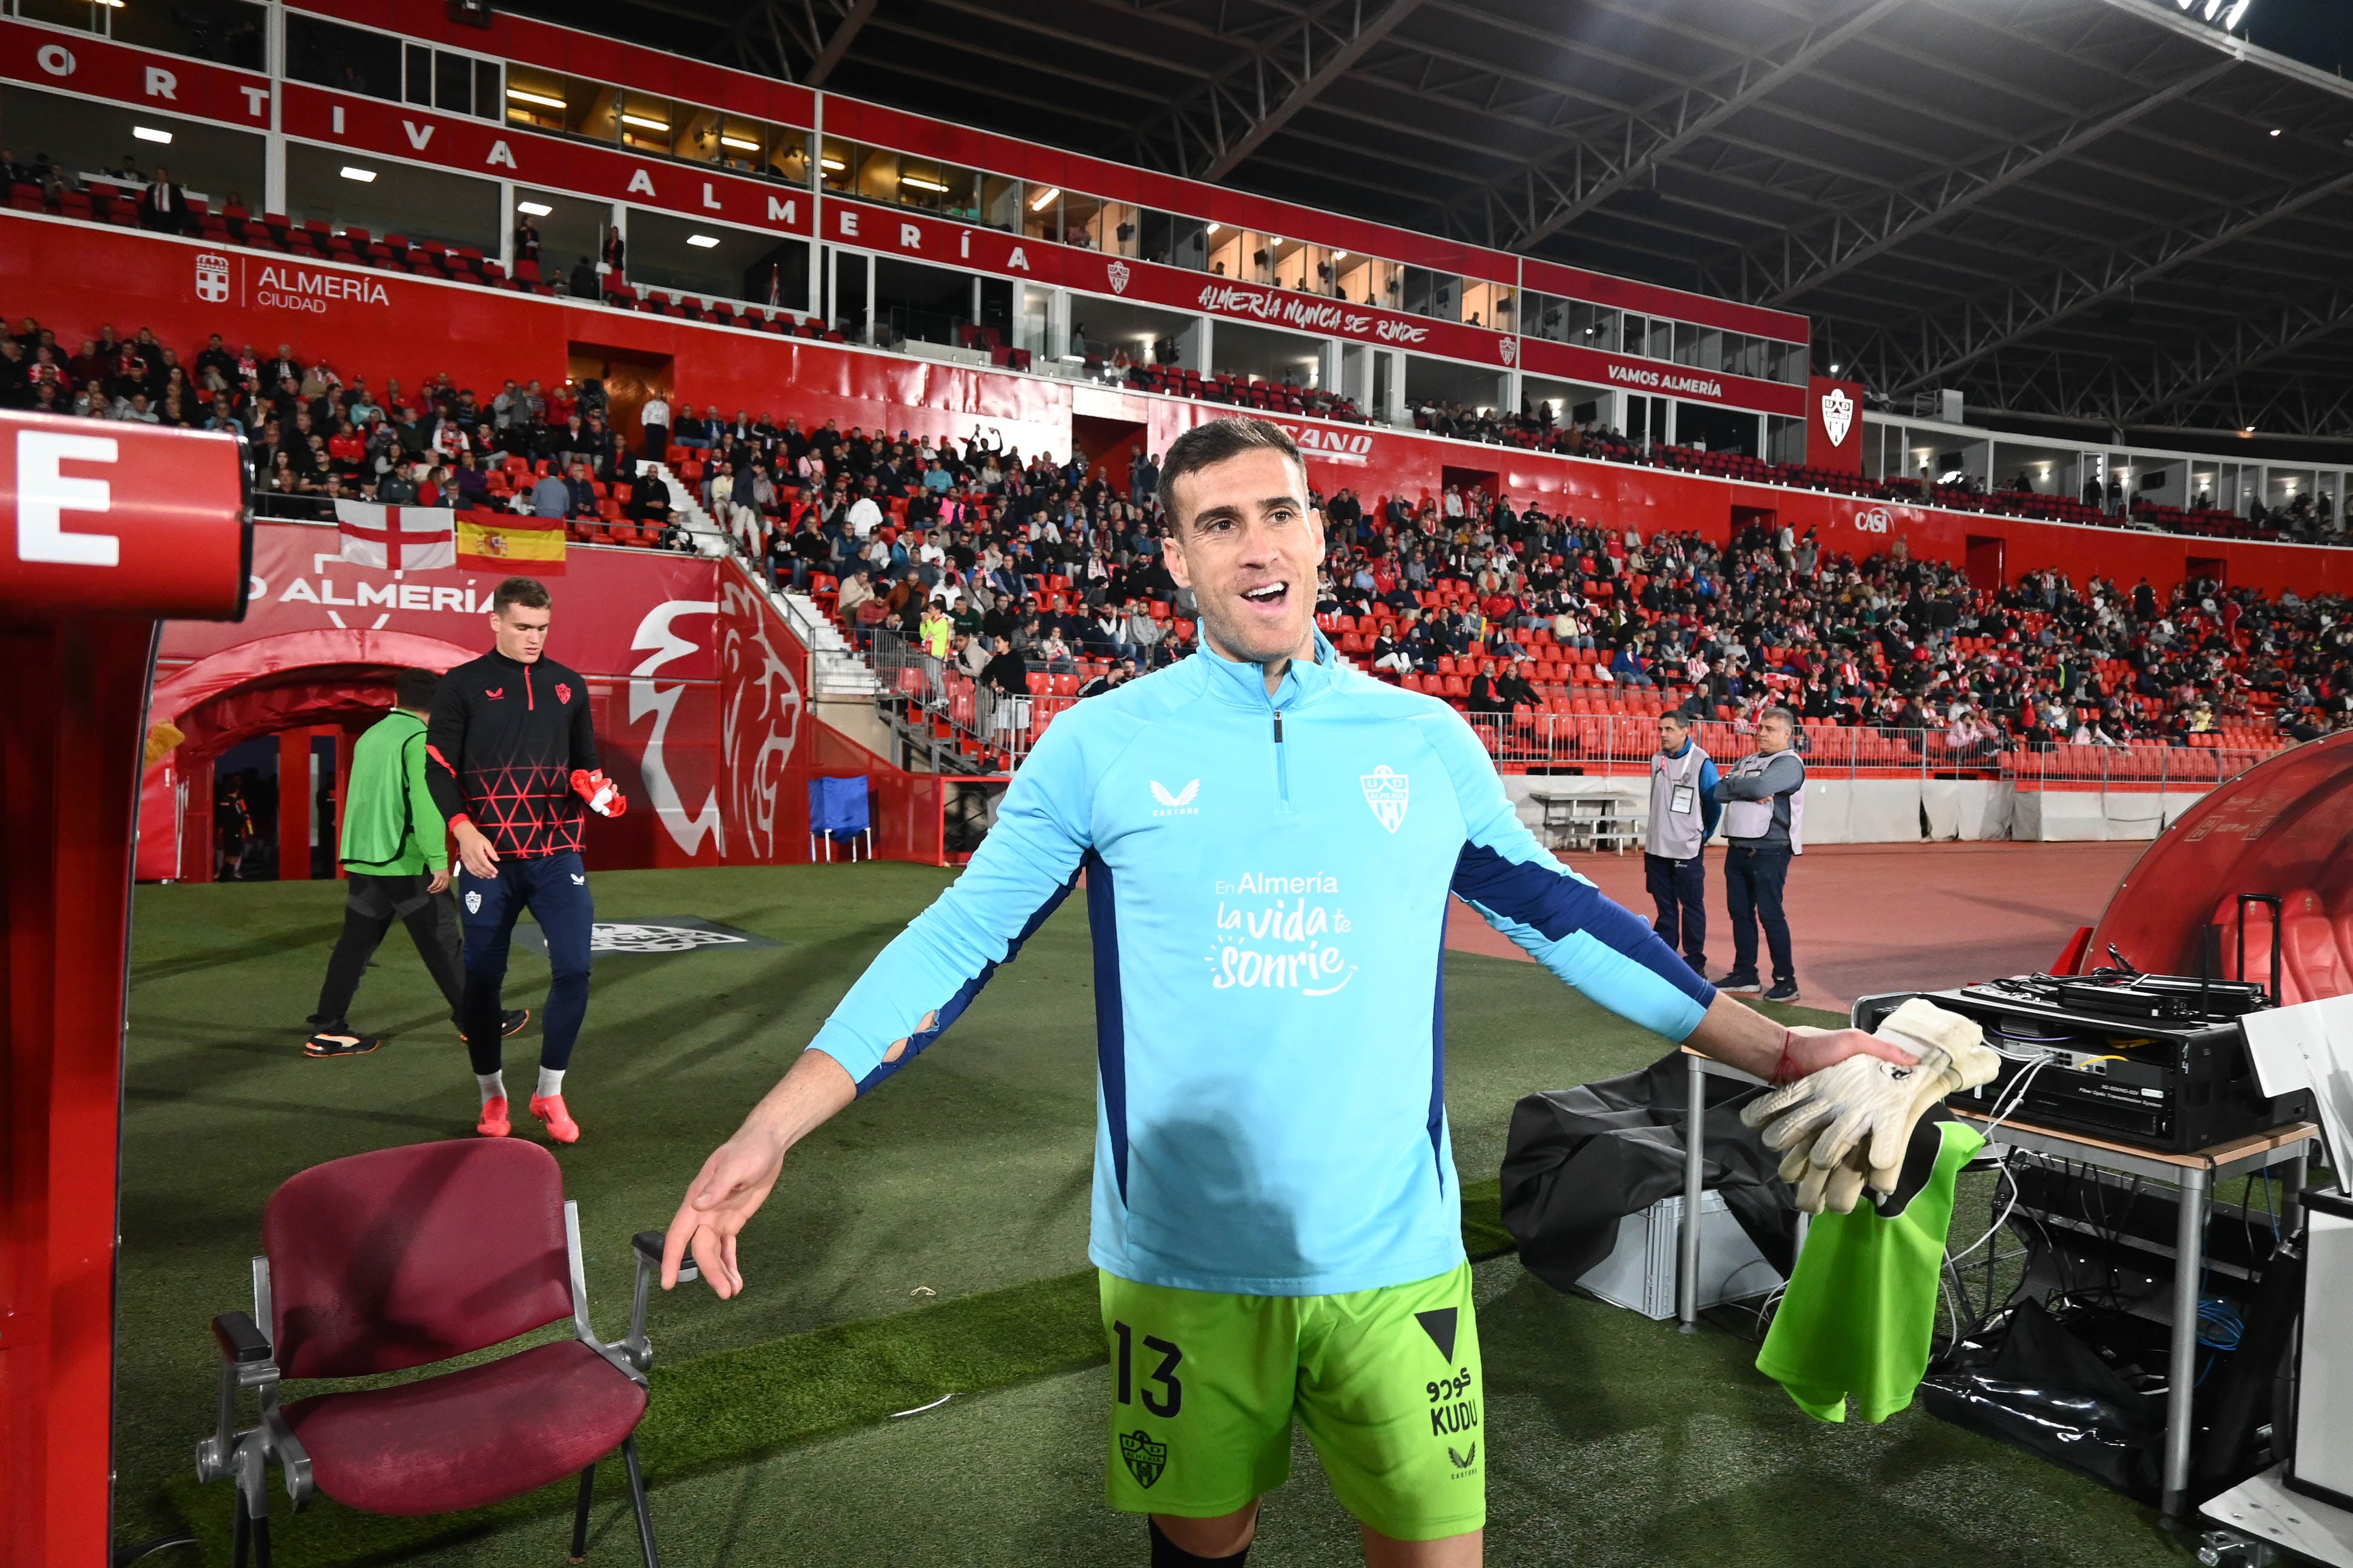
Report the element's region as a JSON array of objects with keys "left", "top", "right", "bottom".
[
  {"left": 10, "top": 303, "right": 2344, "bottom": 760},
  {"left": 1311, "top": 496, "right": 2348, "bottom": 753},
  {"left": 6, "top": 153, "right": 2344, "bottom": 554}
]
